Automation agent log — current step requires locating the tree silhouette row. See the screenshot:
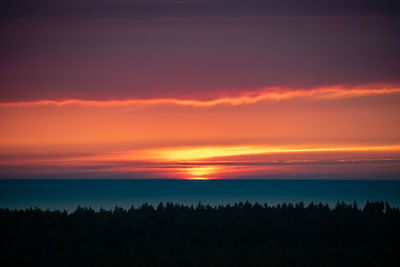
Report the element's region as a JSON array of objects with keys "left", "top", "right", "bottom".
[{"left": 1, "top": 201, "right": 399, "bottom": 266}]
